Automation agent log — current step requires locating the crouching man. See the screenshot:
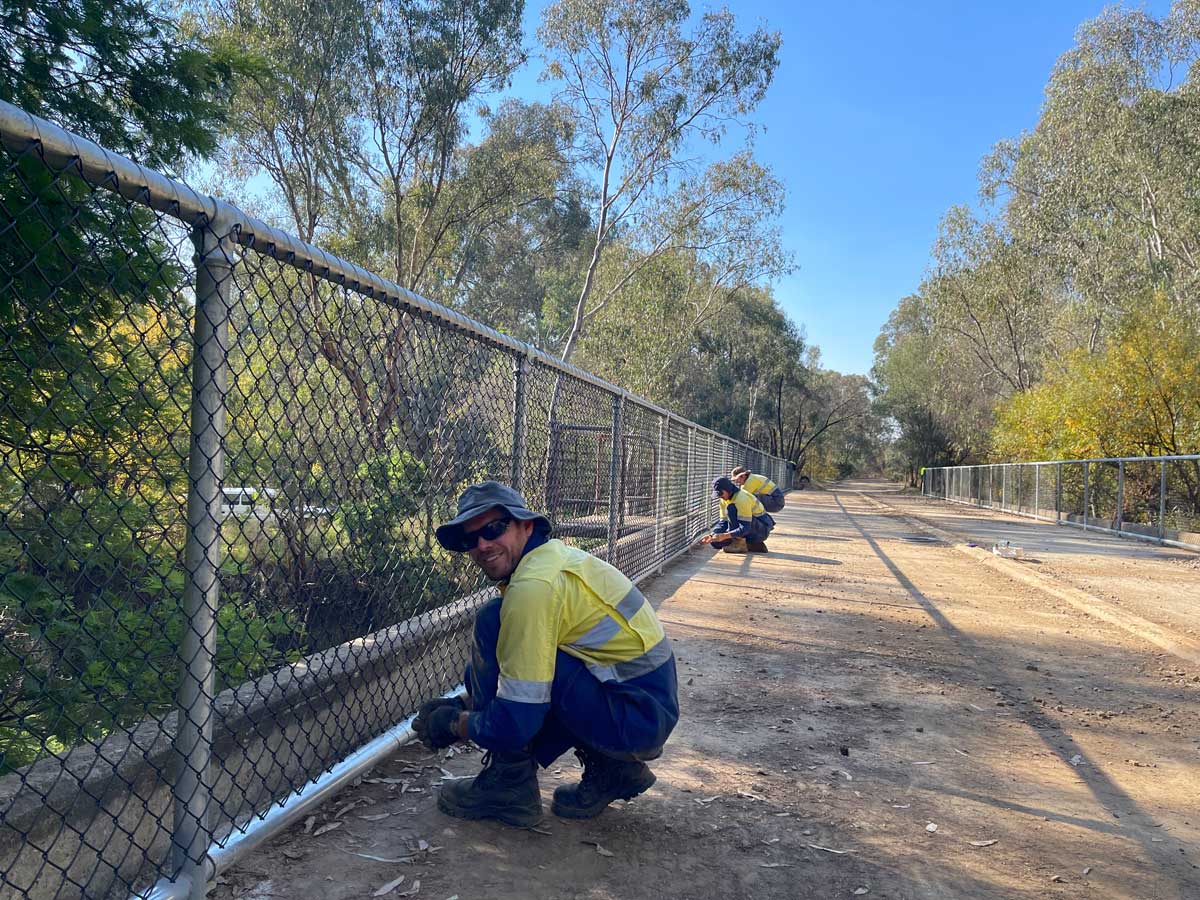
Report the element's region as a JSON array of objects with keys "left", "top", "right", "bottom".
[
  {"left": 412, "top": 482, "right": 679, "bottom": 826},
  {"left": 730, "top": 466, "right": 786, "bottom": 513},
  {"left": 701, "top": 476, "right": 775, "bottom": 553}
]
